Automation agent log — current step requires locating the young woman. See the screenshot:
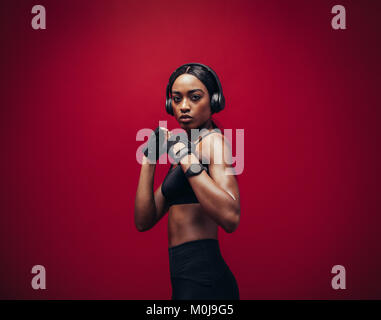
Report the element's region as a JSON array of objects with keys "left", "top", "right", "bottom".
[{"left": 134, "top": 63, "right": 240, "bottom": 300}]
